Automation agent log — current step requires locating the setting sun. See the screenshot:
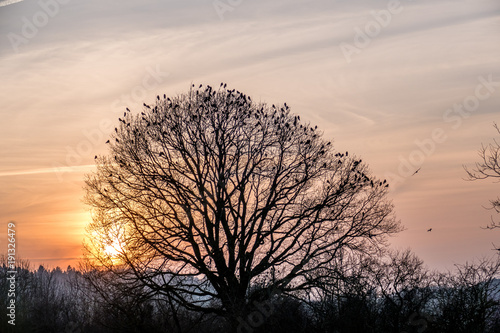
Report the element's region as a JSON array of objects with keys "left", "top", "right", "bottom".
[{"left": 104, "top": 240, "right": 122, "bottom": 258}]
